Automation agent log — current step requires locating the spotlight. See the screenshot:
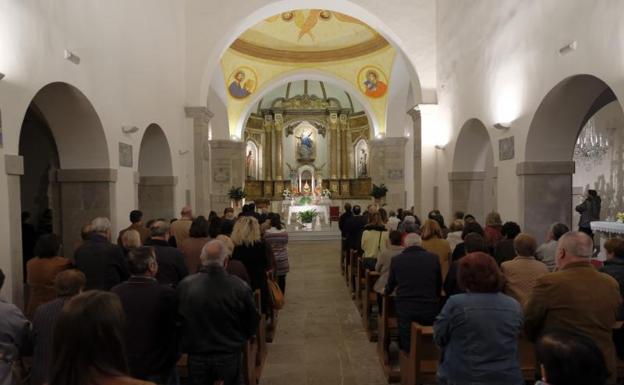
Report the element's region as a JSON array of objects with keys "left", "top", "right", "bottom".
[
  {"left": 64, "top": 49, "right": 80, "bottom": 64},
  {"left": 558, "top": 41, "right": 577, "bottom": 56},
  {"left": 494, "top": 123, "right": 511, "bottom": 130}
]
